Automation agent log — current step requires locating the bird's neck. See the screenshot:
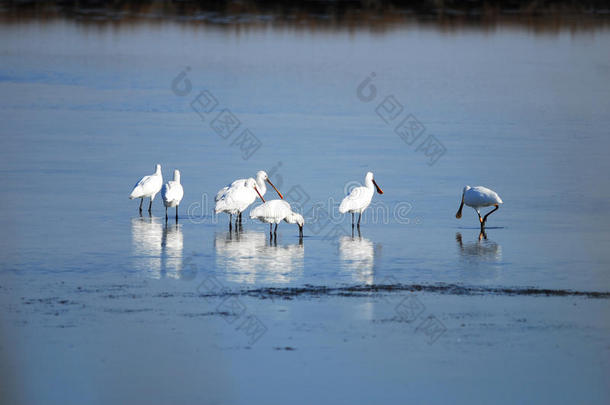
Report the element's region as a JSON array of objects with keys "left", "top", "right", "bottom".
[{"left": 257, "top": 179, "right": 267, "bottom": 195}]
